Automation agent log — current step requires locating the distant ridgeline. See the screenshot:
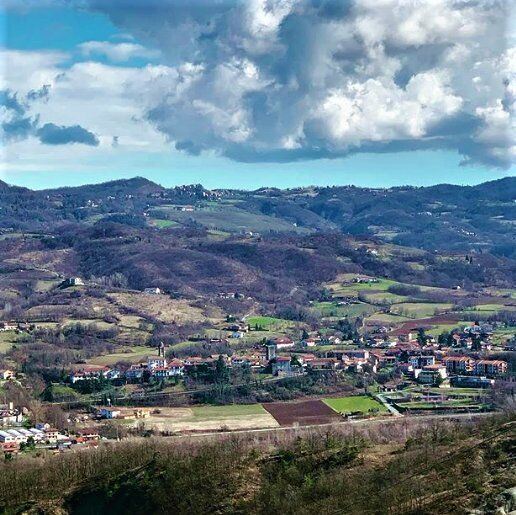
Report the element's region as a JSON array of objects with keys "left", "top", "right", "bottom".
[{"left": 0, "top": 176, "right": 514, "bottom": 256}]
